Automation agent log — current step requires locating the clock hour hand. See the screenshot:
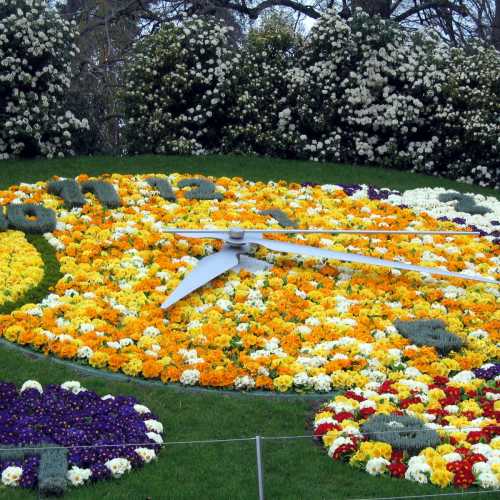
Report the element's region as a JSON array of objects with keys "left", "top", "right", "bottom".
[
  {"left": 173, "top": 231, "right": 230, "bottom": 241},
  {"left": 246, "top": 237, "right": 498, "bottom": 285},
  {"left": 161, "top": 247, "right": 240, "bottom": 310}
]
